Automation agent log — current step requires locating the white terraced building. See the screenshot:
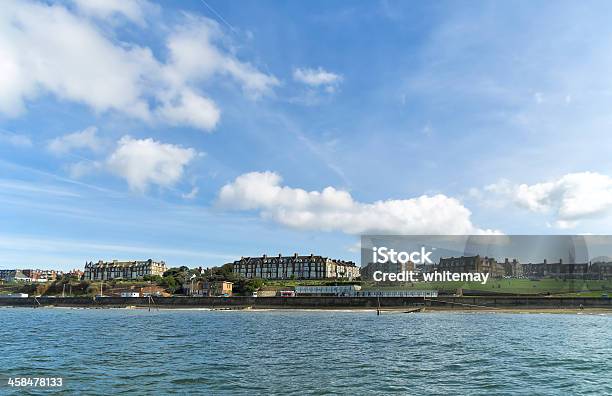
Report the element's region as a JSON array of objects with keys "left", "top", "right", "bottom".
[
  {"left": 83, "top": 259, "right": 167, "bottom": 281},
  {"left": 233, "top": 254, "right": 360, "bottom": 280}
]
